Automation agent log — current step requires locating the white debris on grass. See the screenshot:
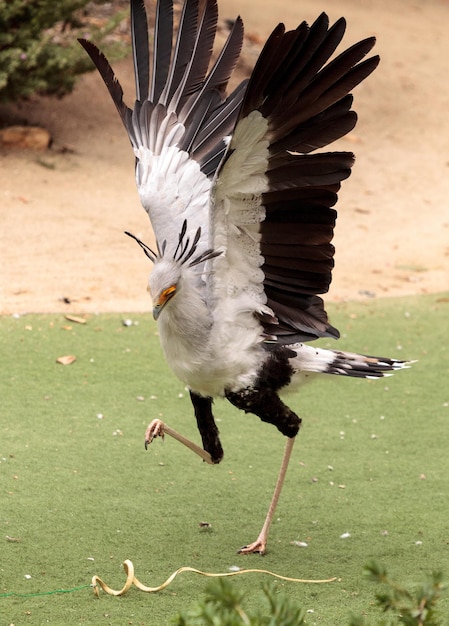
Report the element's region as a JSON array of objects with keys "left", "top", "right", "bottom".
[{"left": 290, "top": 540, "right": 308, "bottom": 548}]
